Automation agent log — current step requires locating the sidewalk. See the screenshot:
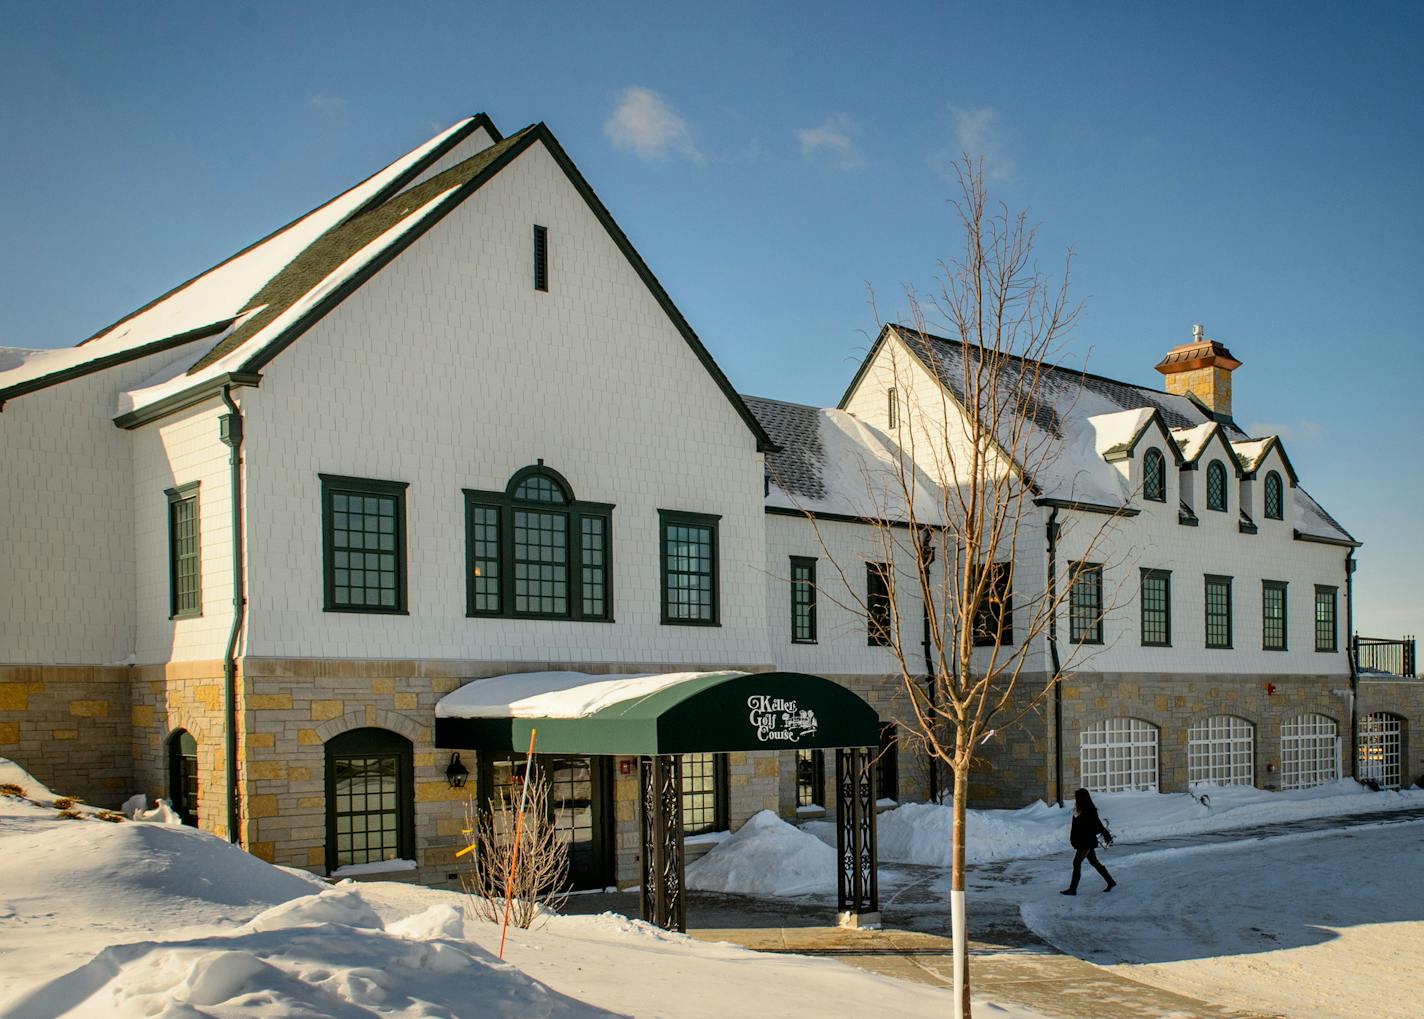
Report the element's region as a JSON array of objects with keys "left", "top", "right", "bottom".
[{"left": 566, "top": 803, "right": 1424, "bottom": 1018}]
